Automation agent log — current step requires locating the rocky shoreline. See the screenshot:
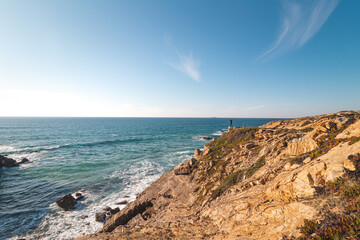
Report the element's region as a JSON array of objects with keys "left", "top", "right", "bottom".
[
  {"left": 0, "top": 154, "right": 30, "bottom": 169},
  {"left": 75, "top": 111, "right": 360, "bottom": 239}
]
